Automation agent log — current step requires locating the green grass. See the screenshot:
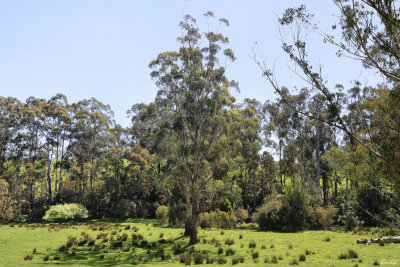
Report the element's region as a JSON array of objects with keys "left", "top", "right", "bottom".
[{"left": 0, "top": 220, "right": 398, "bottom": 266}]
